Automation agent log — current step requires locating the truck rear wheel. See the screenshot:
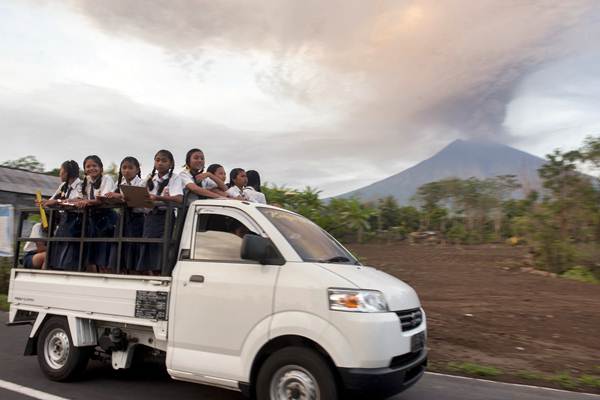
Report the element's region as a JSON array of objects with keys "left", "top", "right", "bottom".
[
  {"left": 36, "top": 316, "right": 91, "bottom": 381},
  {"left": 256, "top": 346, "right": 337, "bottom": 400}
]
